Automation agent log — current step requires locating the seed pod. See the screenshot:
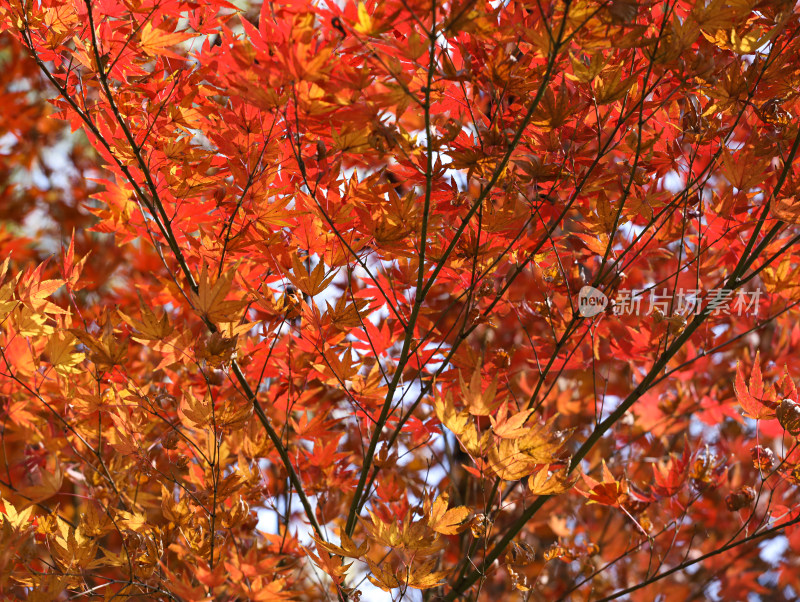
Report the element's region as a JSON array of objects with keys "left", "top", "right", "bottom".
[
  {"left": 620, "top": 492, "right": 649, "bottom": 515},
  {"left": 750, "top": 445, "right": 774, "bottom": 470},
  {"left": 162, "top": 430, "right": 180, "bottom": 450},
  {"left": 505, "top": 541, "right": 535, "bottom": 566},
  {"left": 777, "top": 399, "right": 800, "bottom": 435},
  {"left": 470, "top": 513, "right": 491, "bottom": 539},
  {"left": 725, "top": 486, "right": 756, "bottom": 511},
  {"left": 544, "top": 544, "right": 575, "bottom": 562}
]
